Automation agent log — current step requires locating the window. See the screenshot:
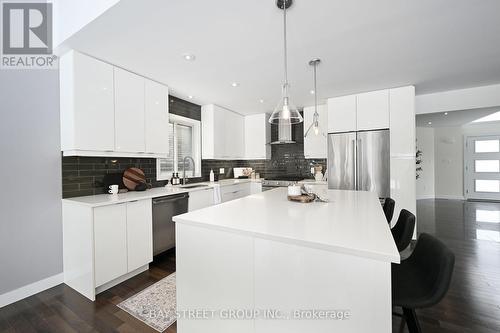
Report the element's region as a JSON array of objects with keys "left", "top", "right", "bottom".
[
  {"left": 157, "top": 114, "right": 201, "bottom": 181},
  {"left": 475, "top": 140, "right": 499, "bottom": 153},
  {"left": 475, "top": 180, "right": 500, "bottom": 193},
  {"left": 475, "top": 160, "right": 500, "bottom": 173}
]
